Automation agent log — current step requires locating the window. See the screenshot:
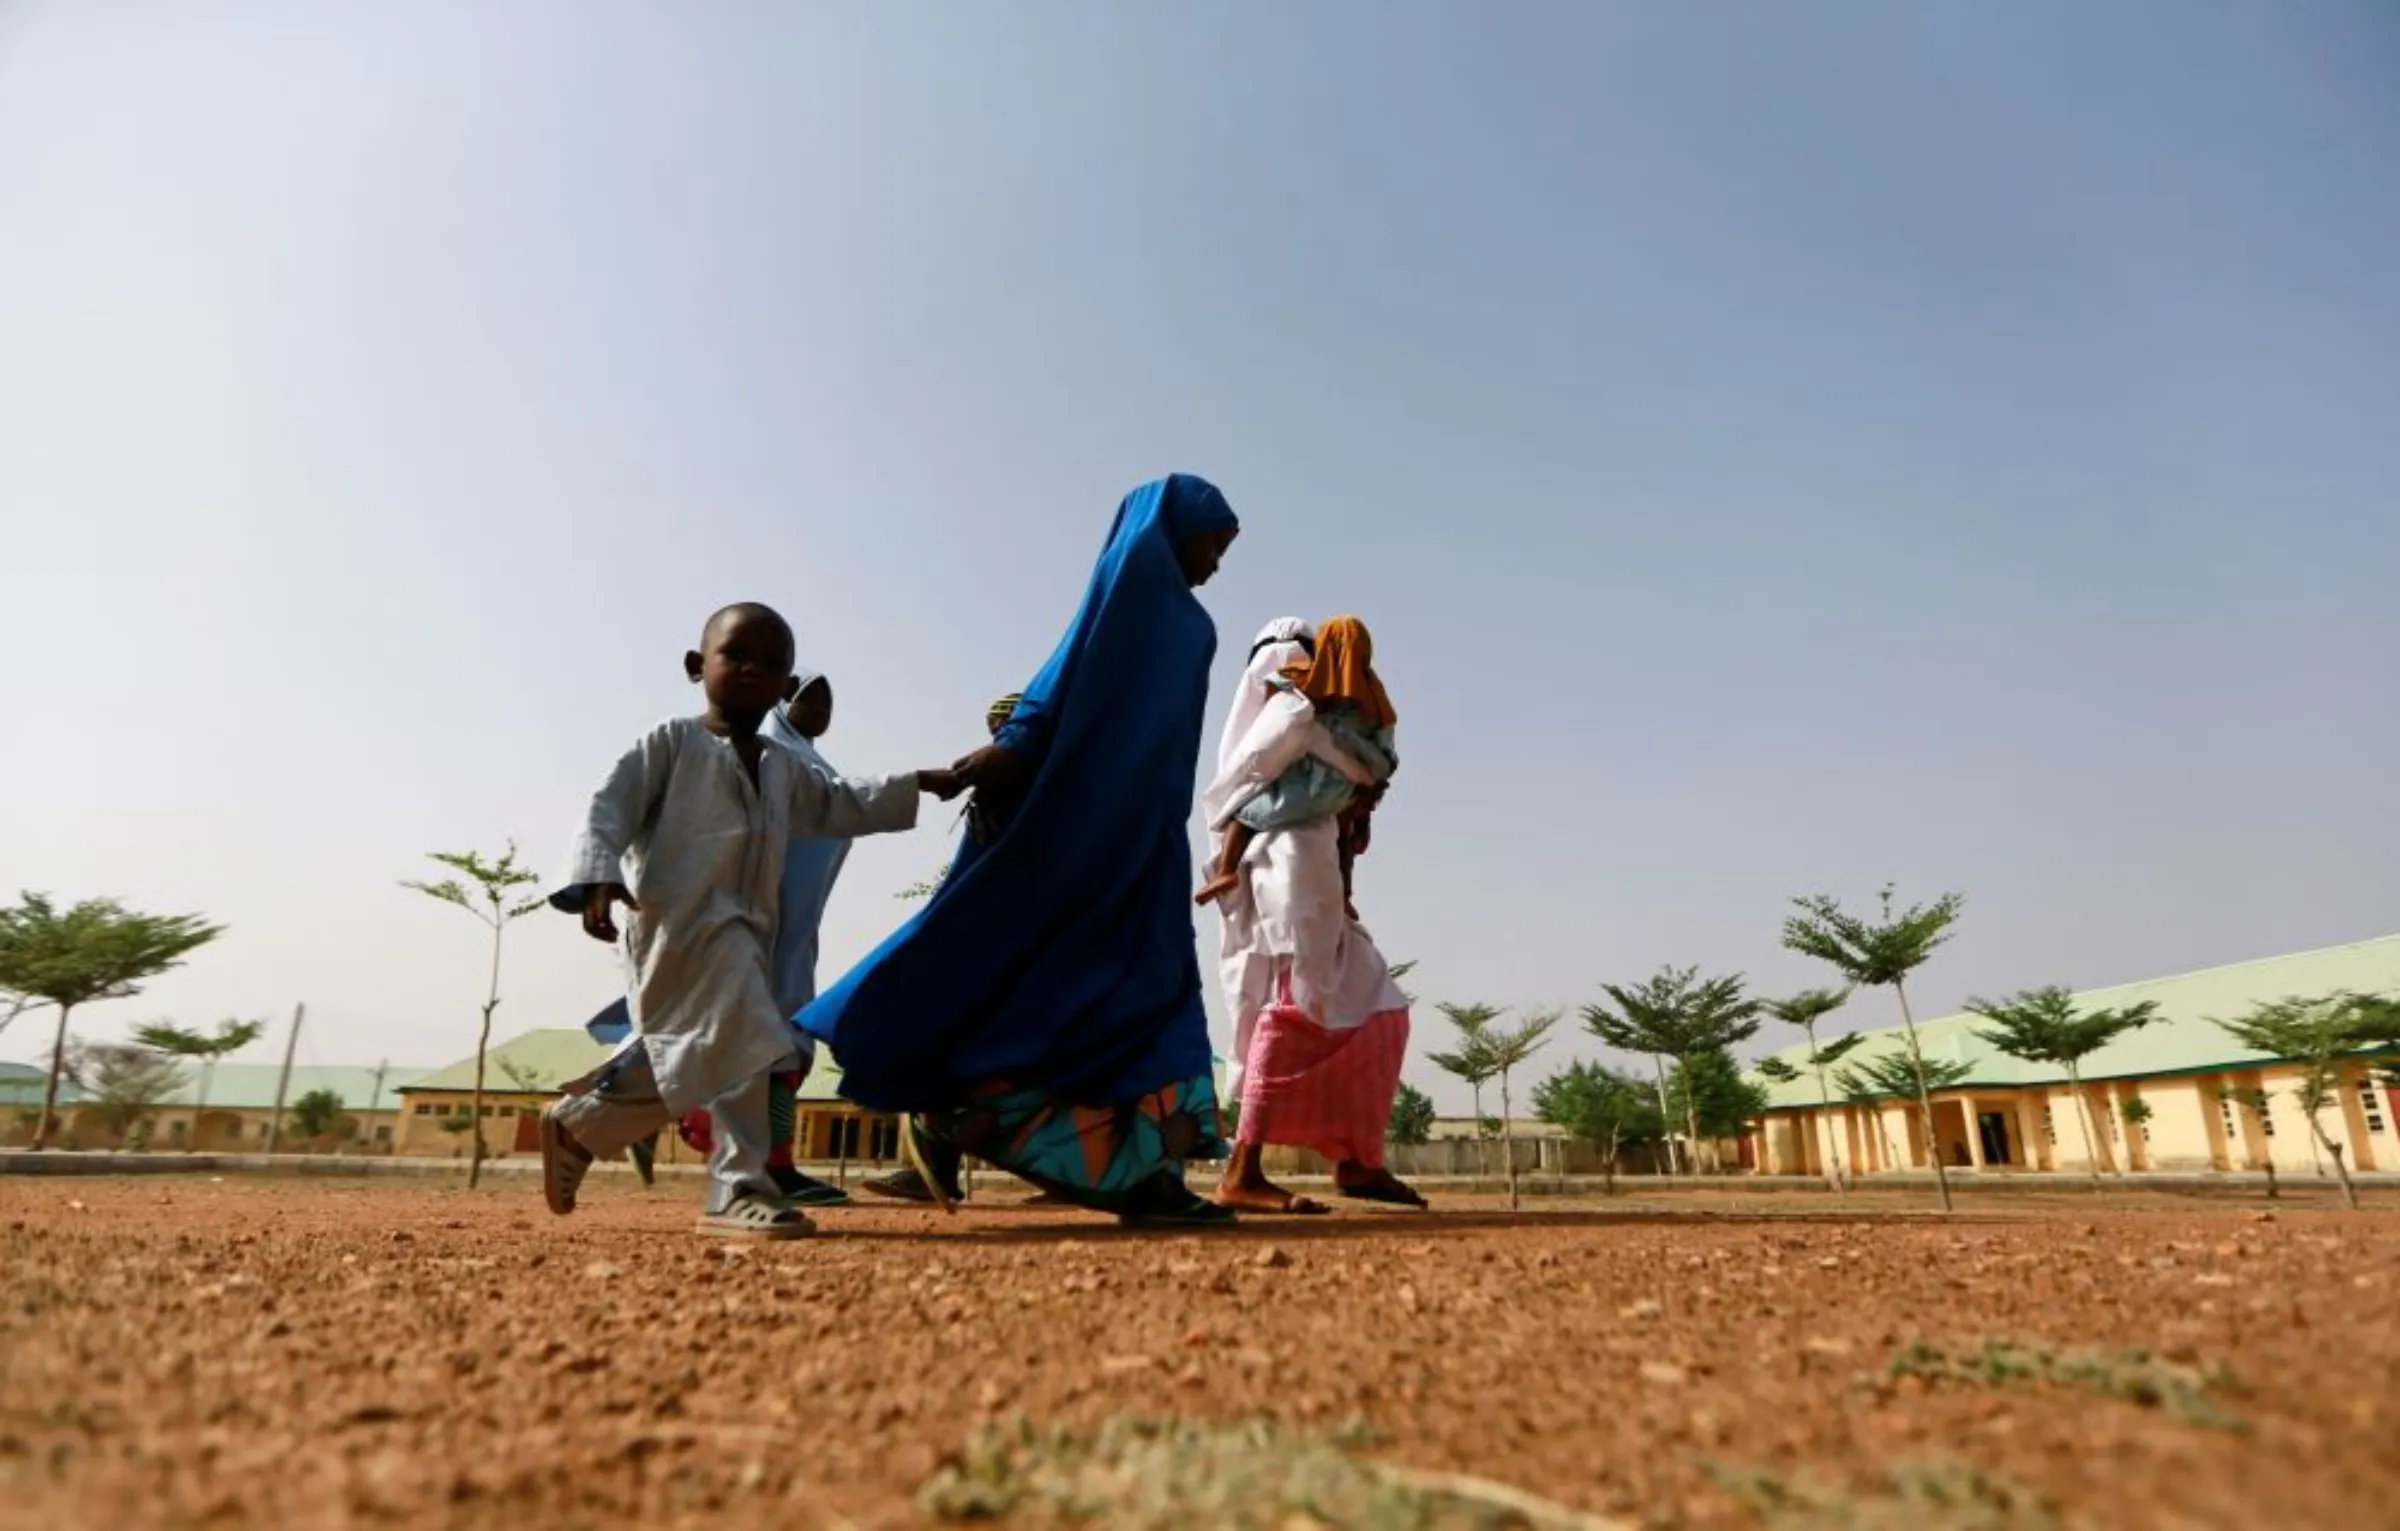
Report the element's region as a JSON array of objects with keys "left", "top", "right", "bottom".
[
  {"left": 498, "top": 1106, "right": 517, "bottom": 1118},
  {"left": 374, "top": 1125, "right": 392, "bottom": 1145},
  {"left": 2042, "top": 1104, "right": 2056, "bottom": 1145},
  {"left": 2220, "top": 1097, "right": 2239, "bottom": 1140},
  {"left": 2362, "top": 1083, "right": 2387, "bottom": 1136},
  {"left": 415, "top": 1104, "right": 434, "bottom": 1116}
]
